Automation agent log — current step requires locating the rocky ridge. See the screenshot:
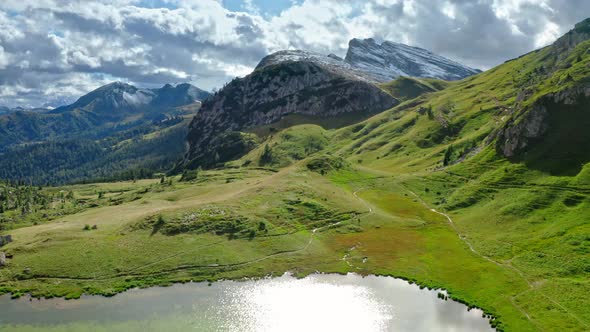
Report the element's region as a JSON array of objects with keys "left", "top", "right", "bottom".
[{"left": 344, "top": 38, "right": 480, "bottom": 82}]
